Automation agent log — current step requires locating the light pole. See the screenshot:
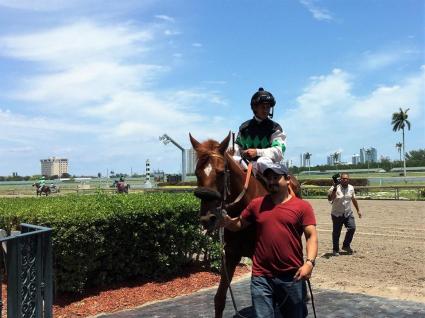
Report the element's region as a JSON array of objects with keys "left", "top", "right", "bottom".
[{"left": 159, "top": 134, "right": 187, "bottom": 182}]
